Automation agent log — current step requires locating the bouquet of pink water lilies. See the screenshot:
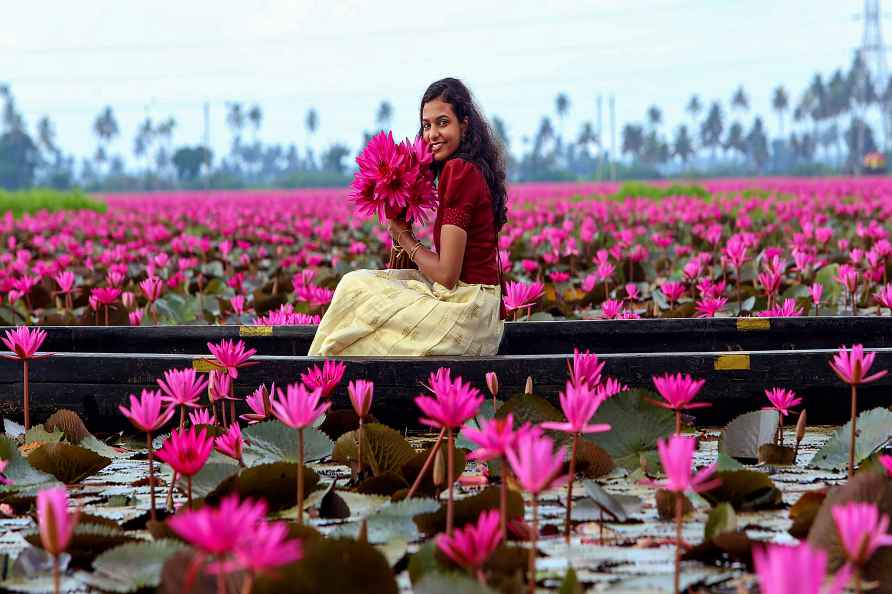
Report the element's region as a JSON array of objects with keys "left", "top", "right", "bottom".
[{"left": 349, "top": 131, "right": 438, "bottom": 223}]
